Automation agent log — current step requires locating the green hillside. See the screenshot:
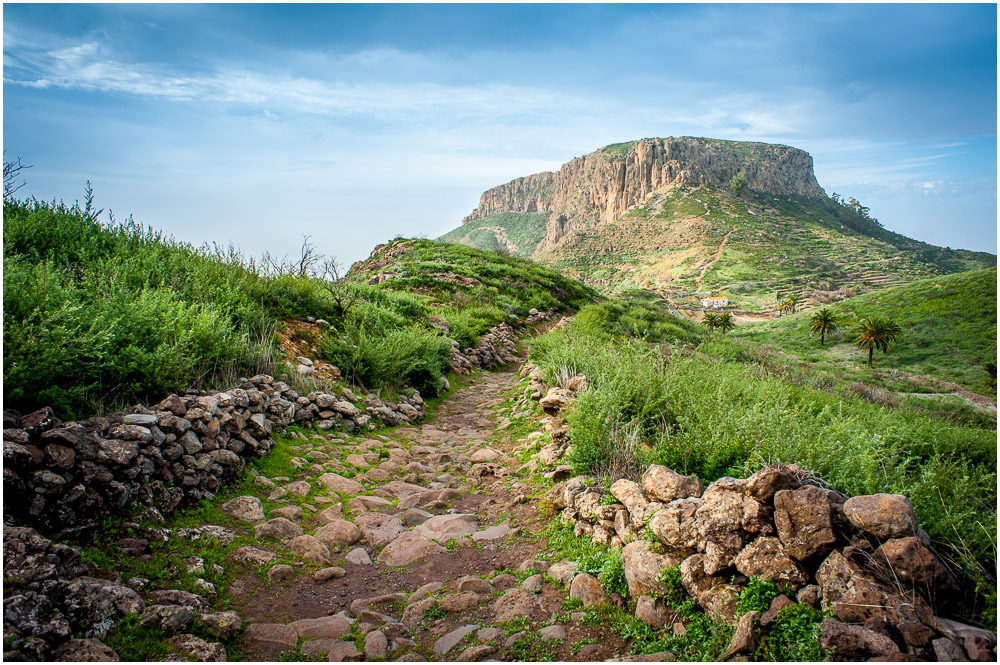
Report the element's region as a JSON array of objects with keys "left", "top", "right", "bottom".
[
  {"left": 3, "top": 197, "right": 593, "bottom": 418},
  {"left": 736, "top": 268, "right": 998, "bottom": 394},
  {"left": 438, "top": 211, "right": 550, "bottom": 259}
]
